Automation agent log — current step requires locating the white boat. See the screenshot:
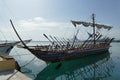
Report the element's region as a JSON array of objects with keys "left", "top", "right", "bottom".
[
  {"left": 0, "top": 41, "right": 19, "bottom": 55},
  {"left": 0, "top": 39, "right": 31, "bottom": 55}
]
